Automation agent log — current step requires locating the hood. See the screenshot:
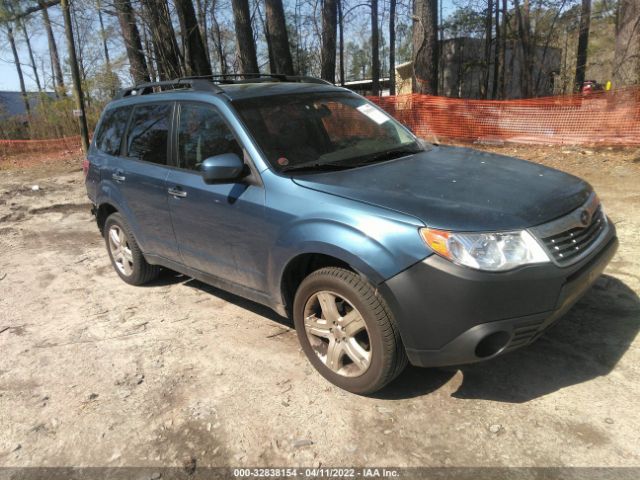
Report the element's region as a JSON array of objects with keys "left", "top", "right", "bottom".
[{"left": 292, "top": 145, "right": 592, "bottom": 231}]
